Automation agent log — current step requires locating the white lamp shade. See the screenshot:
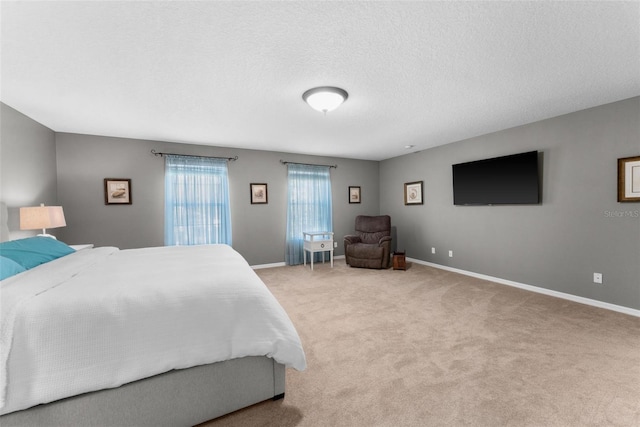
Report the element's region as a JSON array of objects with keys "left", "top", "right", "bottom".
[
  {"left": 303, "top": 87, "right": 348, "bottom": 113},
  {"left": 20, "top": 205, "right": 66, "bottom": 231}
]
